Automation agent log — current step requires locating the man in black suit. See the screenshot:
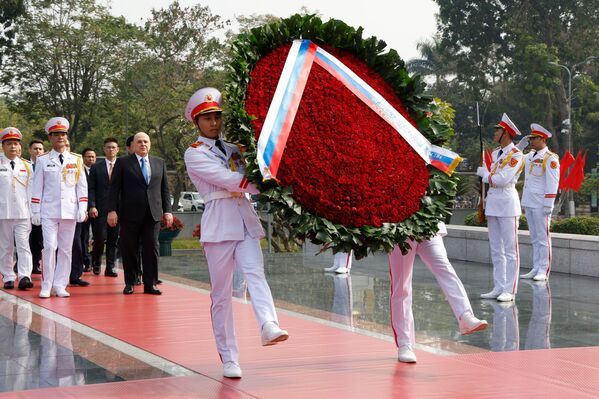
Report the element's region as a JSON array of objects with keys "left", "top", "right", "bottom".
[
  {"left": 69, "top": 145, "right": 92, "bottom": 287},
  {"left": 28, "top": 140, "right": 45, "bottom": 274},
  {"left": 89, "top": 138, "right": 120, "bottom": 277},
  {"left": 108, "top": 132, "right": 172, "bottom": 295}
]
